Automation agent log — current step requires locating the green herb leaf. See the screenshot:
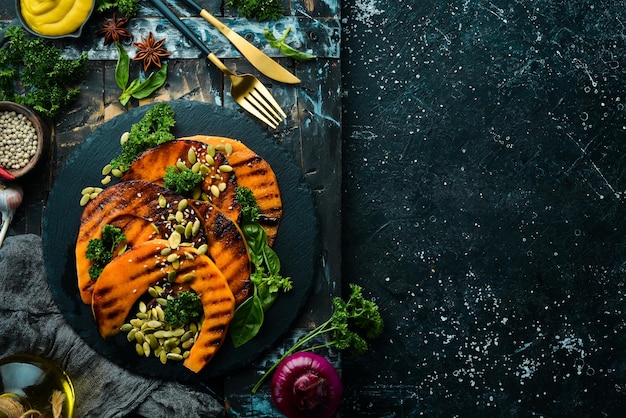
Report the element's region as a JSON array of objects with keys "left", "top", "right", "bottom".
[
  {"left": 263, "top": 28, "right": 316, "bottom": 61},
  {"left": 114, "top": 43, "right": 130, "bottom": 90},
  {"left": 230, "top": 294, "right": 265, "bottom": 347},
  {"left": 130, "top": 64, "right": 168, "bottom": 99},
  {"left": 225, "top": 0, "right": 283, "bottom": 21}
]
